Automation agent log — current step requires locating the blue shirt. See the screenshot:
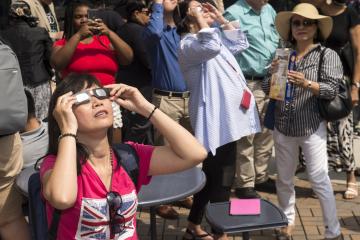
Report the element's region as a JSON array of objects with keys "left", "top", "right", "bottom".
[
  {"left": 179, "top": 27, "right": 260, "bottom": 154},
  {"left": 224, "top": 0, "right": 279, "bottom": 77},
  {"left": 143, "top": 3, "right": 187, "bottom": 92}
]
